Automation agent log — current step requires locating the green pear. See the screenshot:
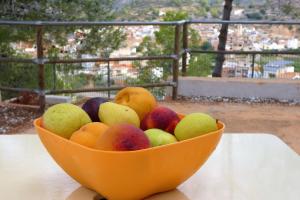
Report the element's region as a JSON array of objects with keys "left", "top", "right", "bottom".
[
  {"left": 144, "top": 129, "right": 177, "bottom": 147},
  {"left": 42, "top": 103, "right": 92, "bottom": 139},
  {"left": 98, "top": 102, "right": 140, "bottom": 128},
  {"left": 174, "top": 113, "right": 218, "bottom": 141}
]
